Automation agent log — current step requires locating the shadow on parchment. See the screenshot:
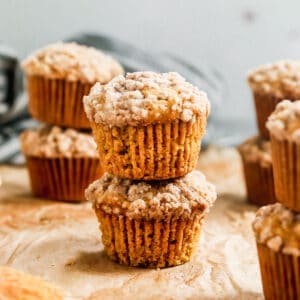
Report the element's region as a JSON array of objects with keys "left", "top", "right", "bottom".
[{"left": 66, "top": 250, "right": 145, "bottom": 276}]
